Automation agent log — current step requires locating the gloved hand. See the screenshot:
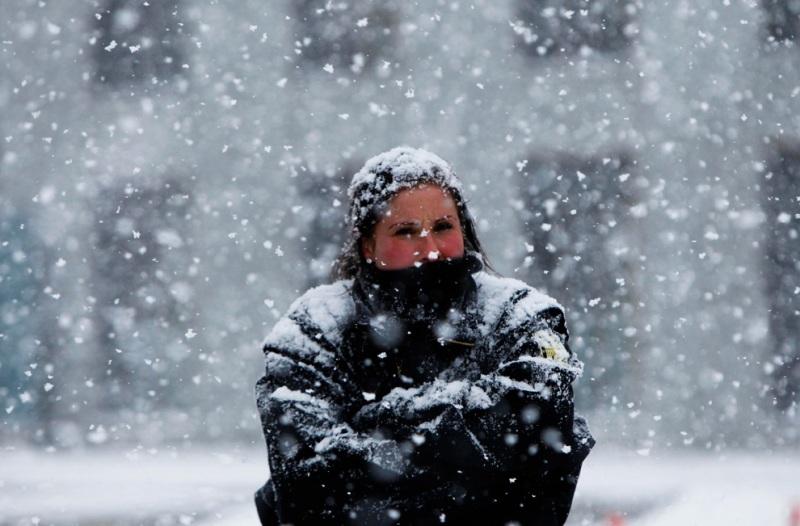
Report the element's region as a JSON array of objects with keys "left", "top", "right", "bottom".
[{"left": 409, "top": 404, "right": 496, "bottom": 473}]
